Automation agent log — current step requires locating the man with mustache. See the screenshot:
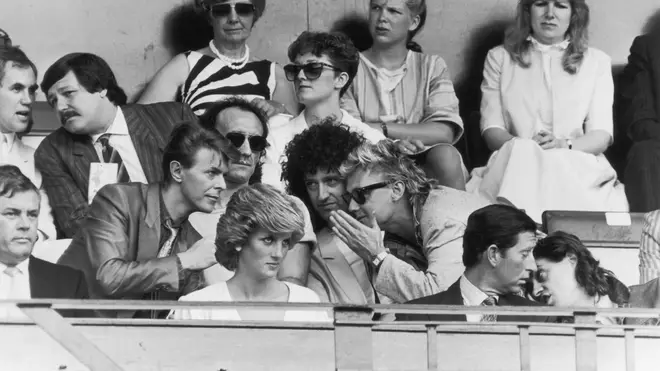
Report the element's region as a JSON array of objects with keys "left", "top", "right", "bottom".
[
  {"left": 35, "top": 53, "right": 196, "bottom": 238},
  {"left": 57, "top": 121, "right": 227, "bottom": 318},
  {"left": 0, "top": 43, "right": 56, "bottom": 240},
  {"left": 0, "top": 165, "right": 88, "bottom": 320}
]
